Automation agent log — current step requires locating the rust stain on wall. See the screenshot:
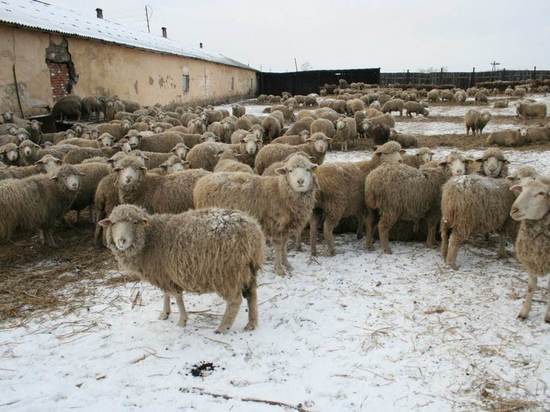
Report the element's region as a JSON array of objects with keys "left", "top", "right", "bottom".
[{"left": 134, "top": 80, "right": 139, "bottom": 94}]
